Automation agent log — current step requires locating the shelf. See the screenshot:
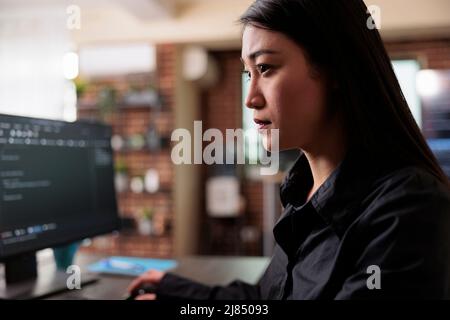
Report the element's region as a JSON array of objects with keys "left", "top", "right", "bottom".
[
  {"left": 116, "top": 233, "right": 172, "bottom": 241},
  {"left": 117, "top": 189, "right": 172, "bottom": 197},
  {"left": 114, "top": 148, "right": 171, "bottom": 155},
  {"left": 77, "top": 102, "right": 162, "bottom": 112},
  {"left": 77, "top": 103, "right": 97, "bottom": 111},
  {"left": 119, "top": 103, "right": 160, "bottom": 110}
]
